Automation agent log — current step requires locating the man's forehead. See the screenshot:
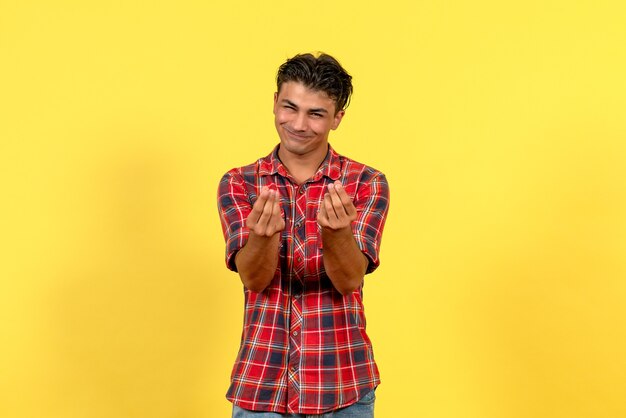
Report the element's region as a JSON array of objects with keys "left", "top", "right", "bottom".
[{"left": 277, "top": 82, "right": 335, "bottom": 107}]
